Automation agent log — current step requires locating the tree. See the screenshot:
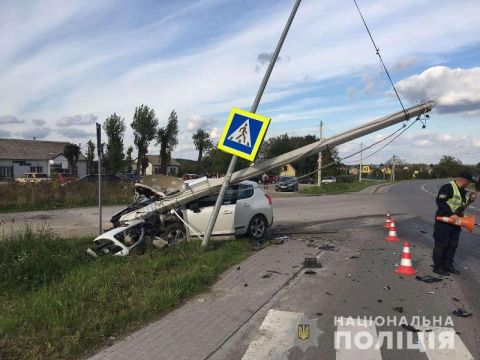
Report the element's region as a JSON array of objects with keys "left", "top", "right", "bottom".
[
  {"left": 103, "top": 113, "right": 126, "bottom": 174},
  {"left": 86, "top": 140, "right": 95, "bottom": 175},
  {"left": 131, "top": 105, "right": 158, "bottom": 175},
  {"left": 192, "top": 128, "right": 213, "bottom": 165},
  {"left": 157, "top": 110, "right": 179, "bottom": 175},
  {"left": 125, "top": 146, "right": 134, "bottom": 173},
  {"left": 433, "top": 155, "right": 463, "bottom": 178},
  {"left": 63, "top": 143, "right": 81, "bottom": 175}
]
